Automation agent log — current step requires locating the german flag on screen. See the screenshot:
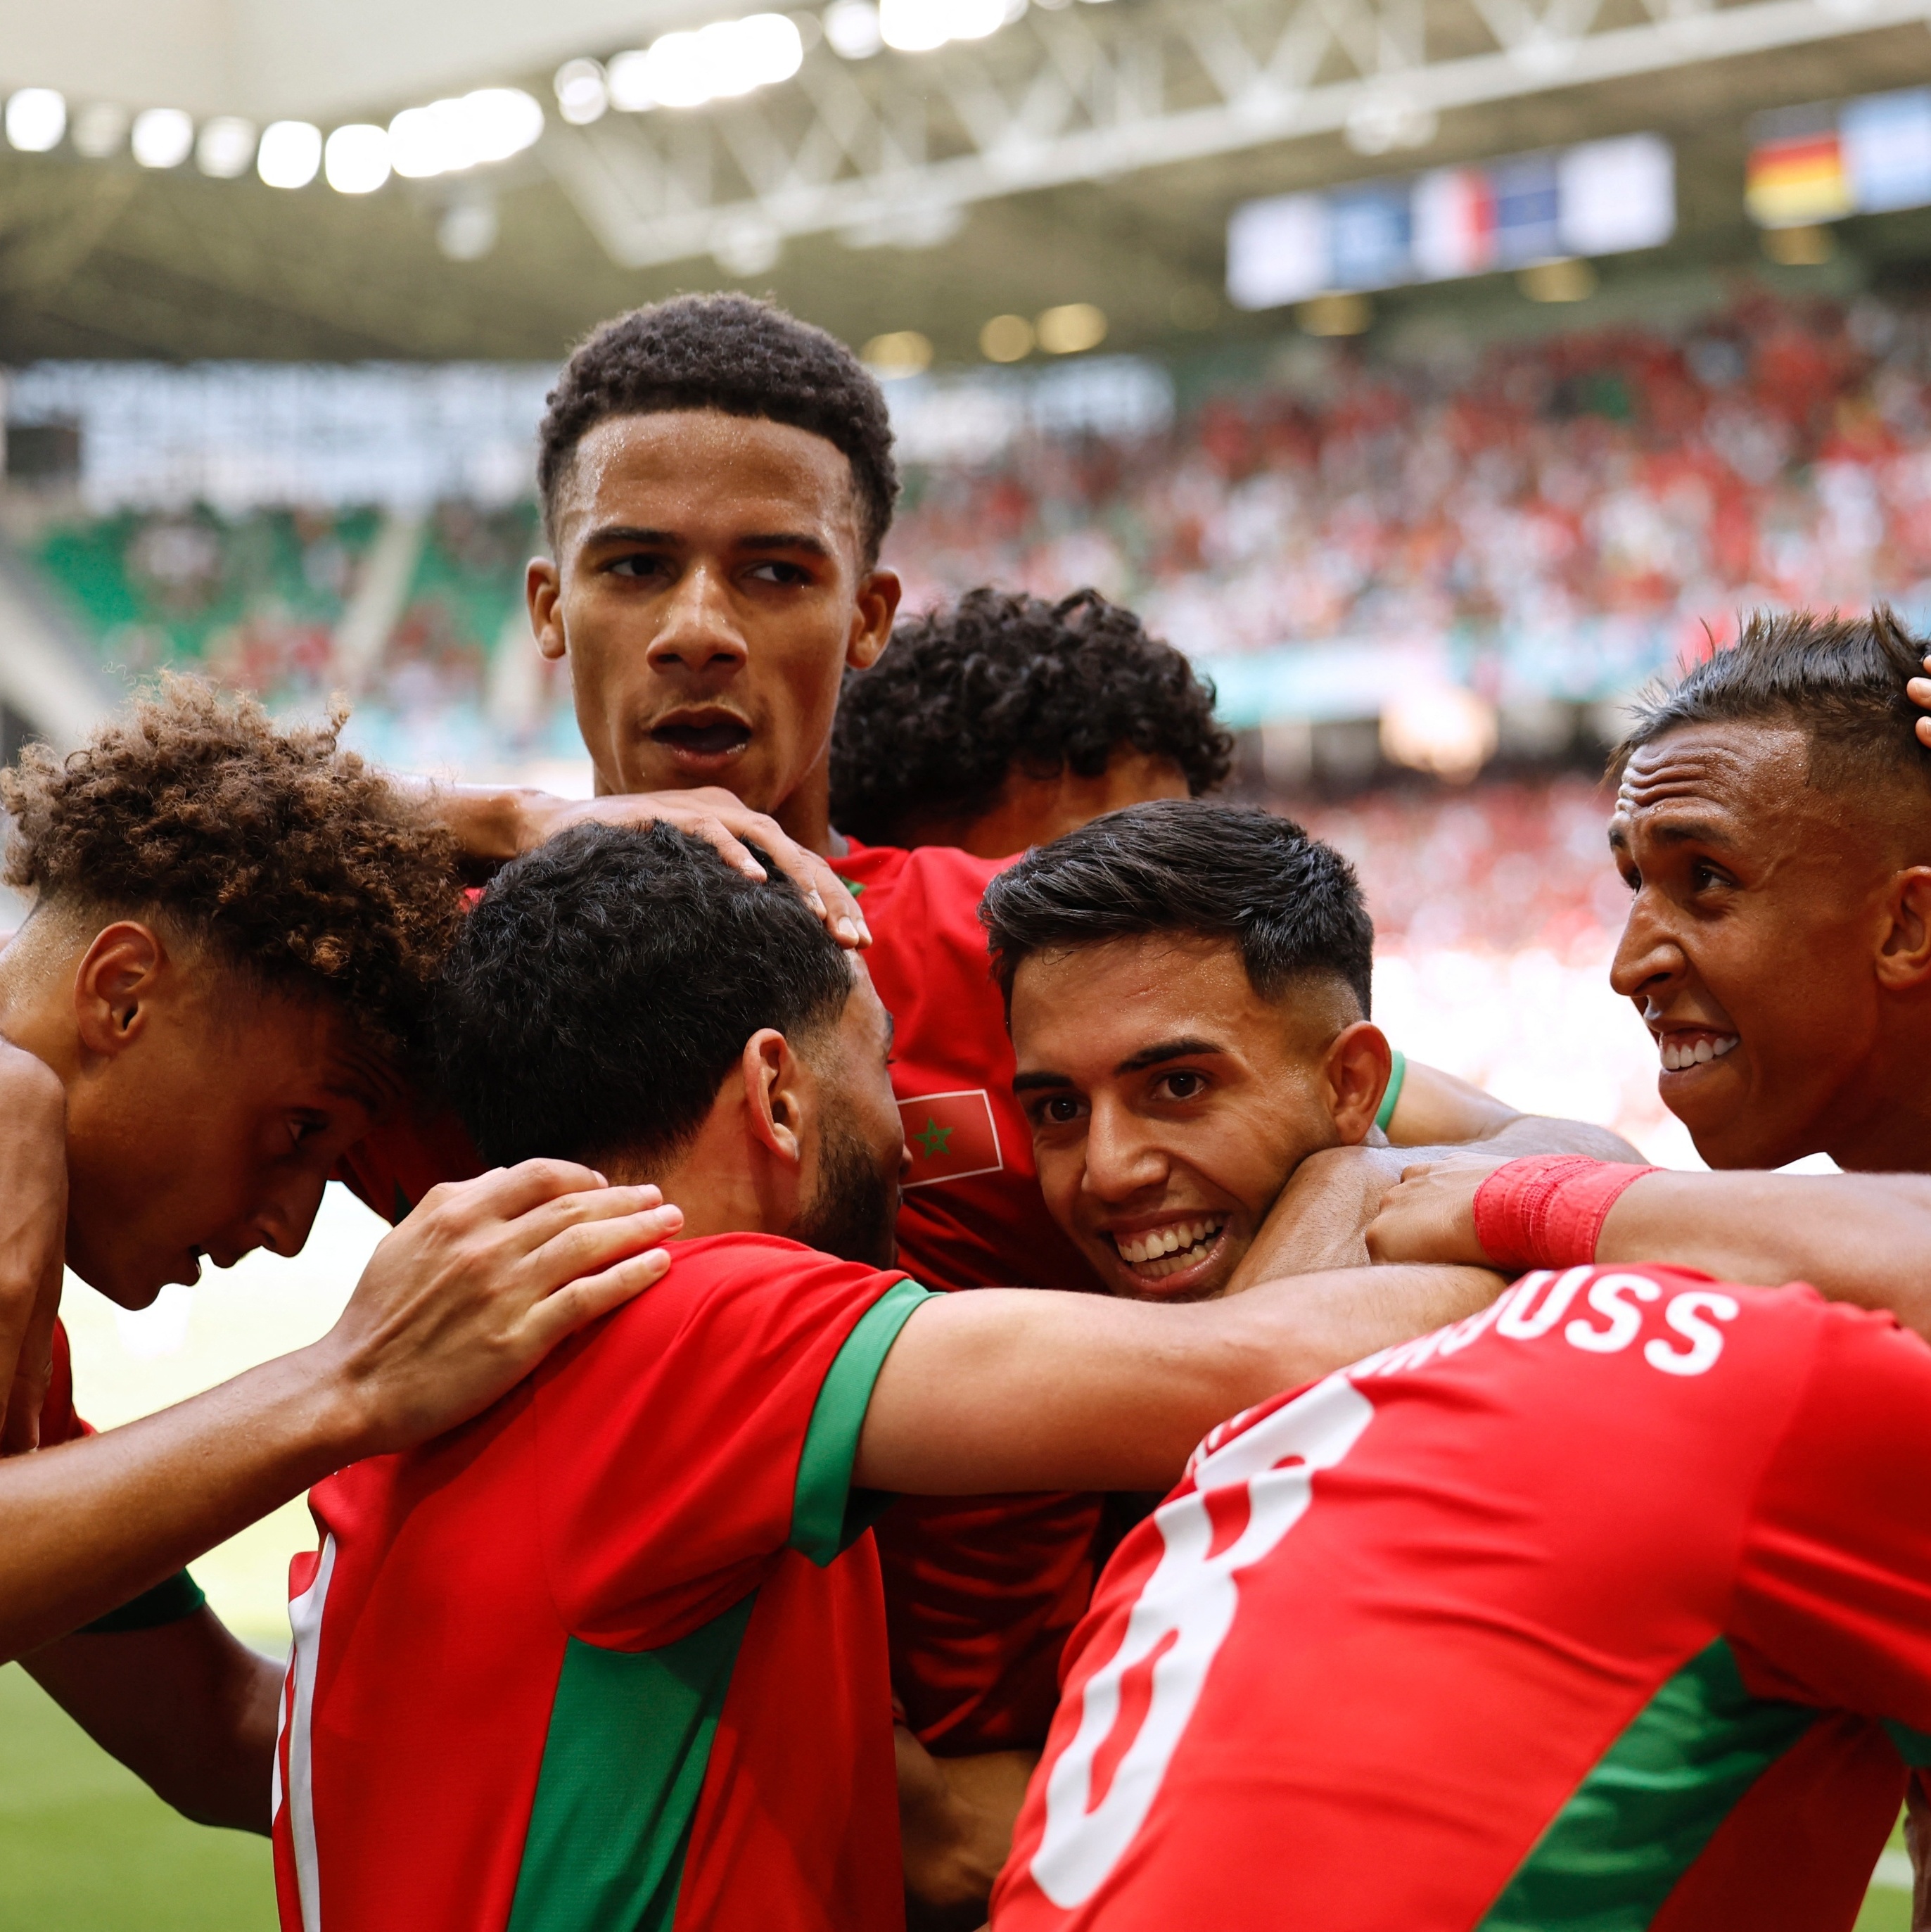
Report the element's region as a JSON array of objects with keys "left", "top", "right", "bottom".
[{"left": 1747, "top": 128, "right": 1852, "bottom": 226}]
